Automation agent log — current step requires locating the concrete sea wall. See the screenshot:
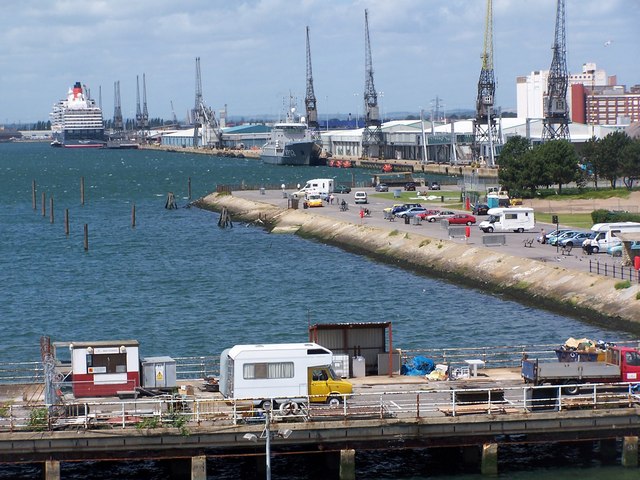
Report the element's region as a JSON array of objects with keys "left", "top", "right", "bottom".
[{"left": 195, "top": 193, "right": 640, "bottom": 330}]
